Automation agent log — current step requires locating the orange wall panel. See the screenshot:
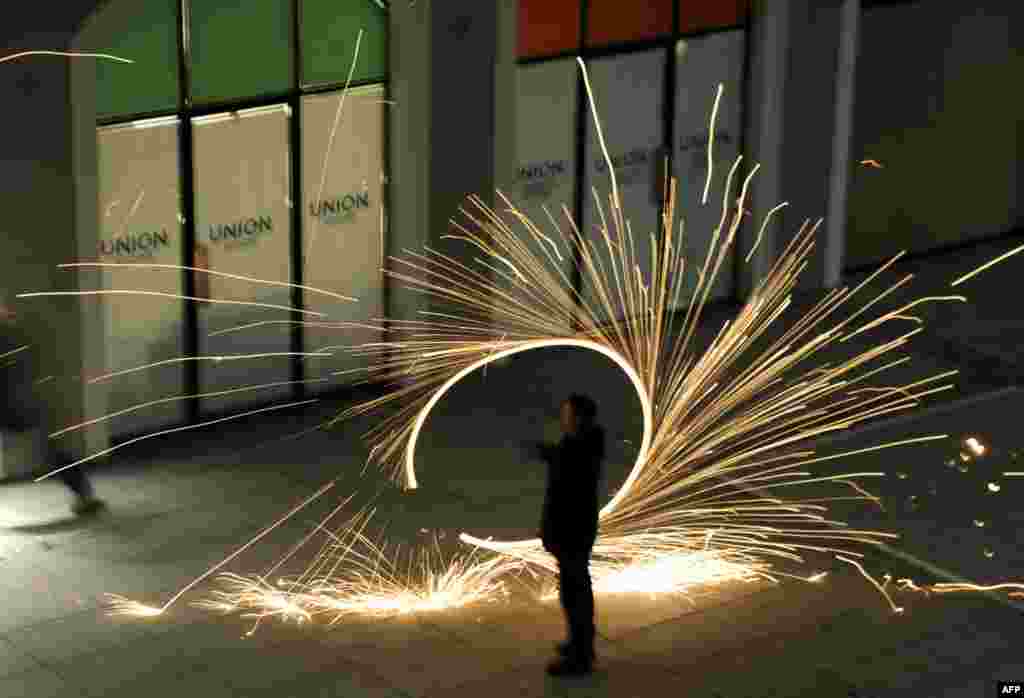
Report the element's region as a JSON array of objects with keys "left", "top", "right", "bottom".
[
  {"left": 679, "top": 0, "right": 746, "bottom": 35},
  {"left": 518, "top": 0, "right": 581, "bottom": 59},
  {"left": 586, "top": 0, "right": 673, "bottom": 47}
]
